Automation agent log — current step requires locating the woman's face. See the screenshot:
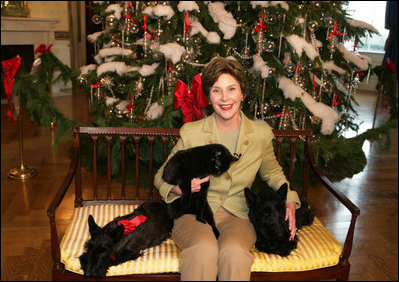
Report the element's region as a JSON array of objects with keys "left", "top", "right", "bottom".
[{"left": 209, "top": 73, "right": 243, "bottom": 127}]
